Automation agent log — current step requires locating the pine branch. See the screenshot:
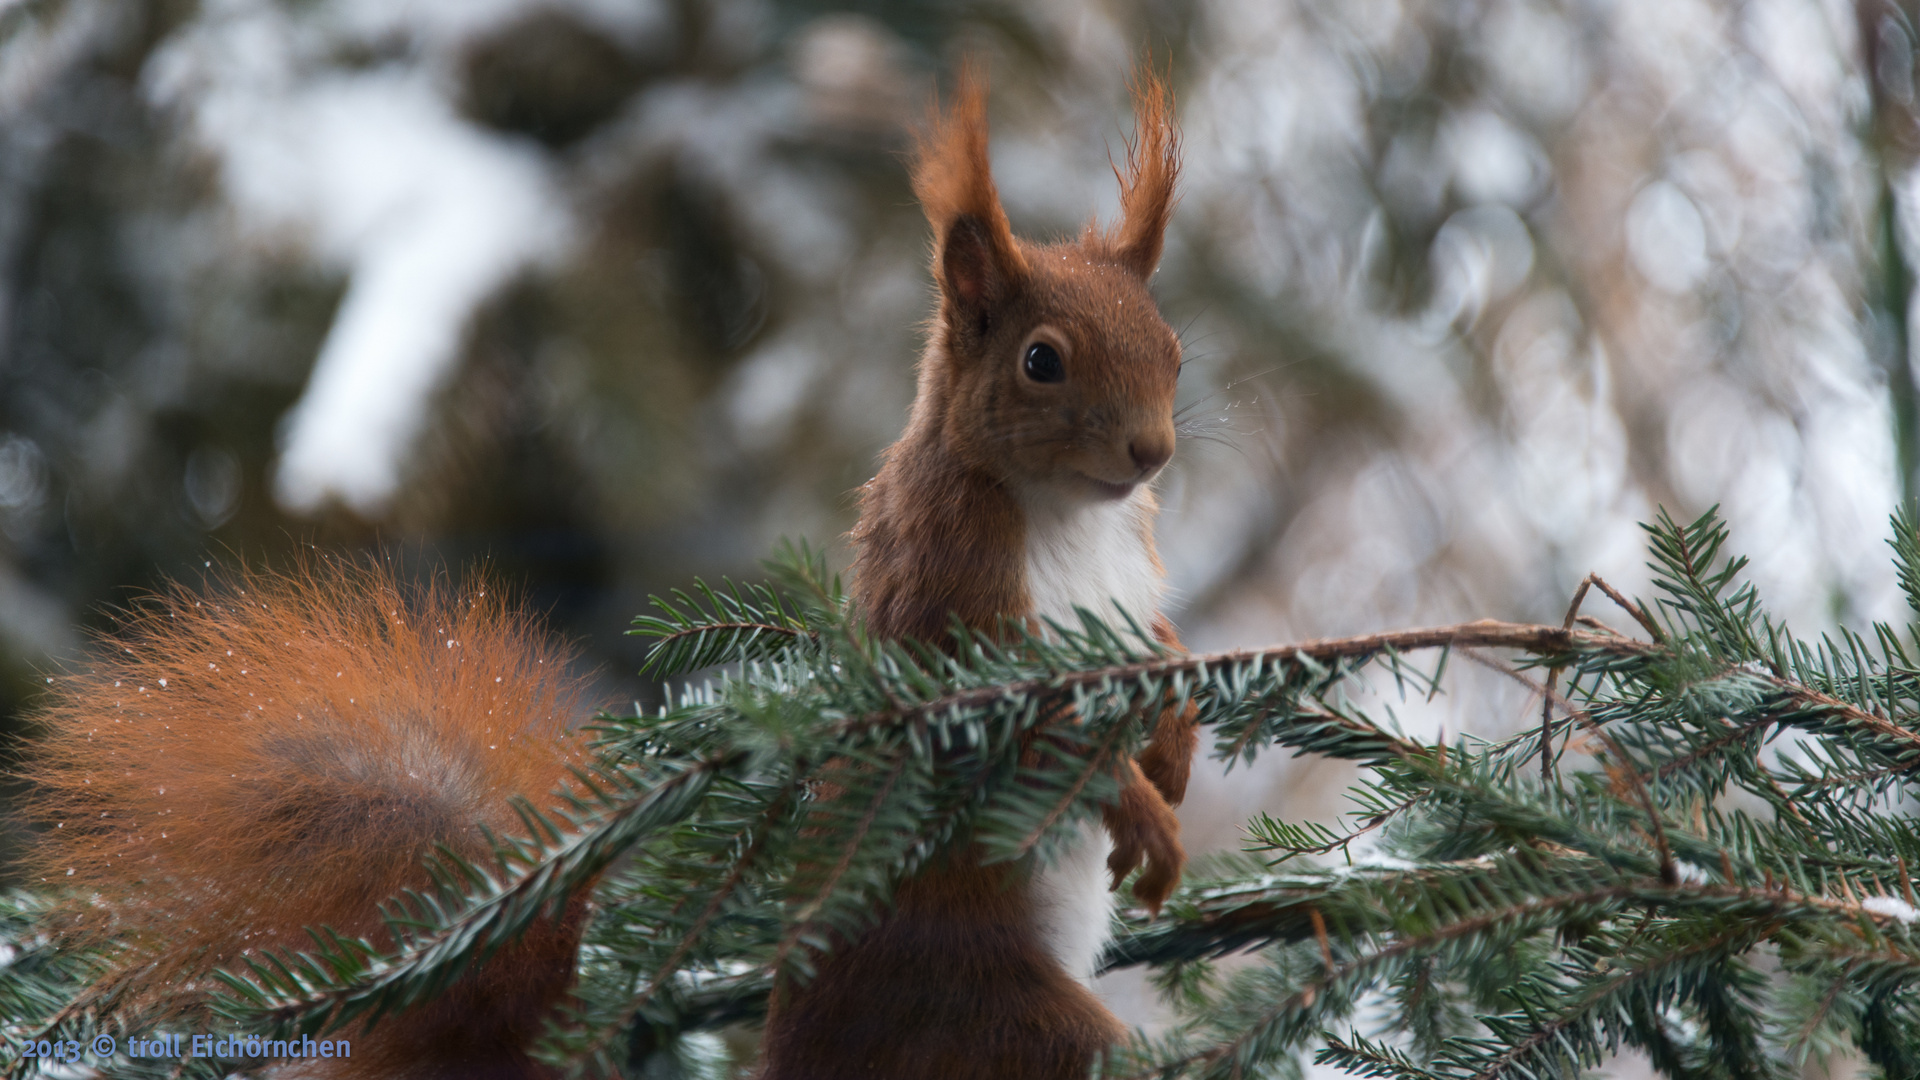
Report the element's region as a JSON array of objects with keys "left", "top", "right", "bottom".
[
  {"left": 28, "top": 506, "right": 1920, "bottom": 1080},
  {"left": 1891, "top": 504, "right": 1920, "bottom": 619},
  {"left": 772, "top": 751, "right": 913, "bottom": 982},
  {"left": 1318, "top": 1033, "right": 1445, "bottom": 1079},
  {"left": 1244, "top": 799, "right": 1415, "bottom": 863},
  {"left": 558, "top": 776, "right": 804, "bottom": 1069},
  {"left": 213, "top": 754, "right": 737, "bottom": 1039},
  {"left": 866, "top": 621, "right": 1651, "bottom": 726},
  {"left": 630, "top": 580, "right": 821, "bottom": 678}
]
